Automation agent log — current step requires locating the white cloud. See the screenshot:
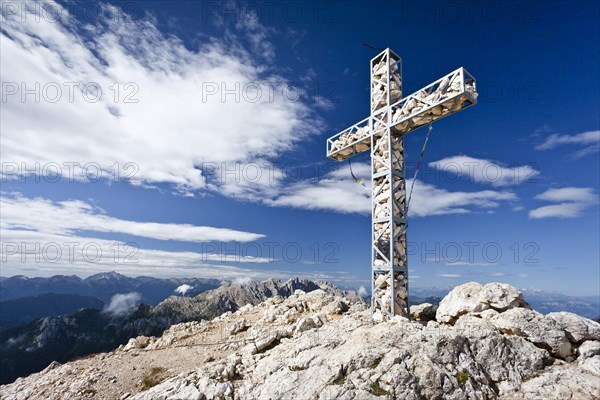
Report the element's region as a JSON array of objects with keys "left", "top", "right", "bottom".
[
  {"left": 267, "top": 178, "right": 372, "bottom": 214},
  {"left": 439, "top": 273, "right": 461, "bottom": 278},
  {"left": 174, "top": 284, "right": 194, "bottom": 295},
  {"left": 408, "top": 179, "right": 517, "bottom": 217},
  {"left": 1, "top": 193, "right": 264, "bottom": 242},
  {"left": 233, "top": 7, "right": 276, "bottom": 61},
  {"left": 529, "top": 187, "right": 598, "bottom": 219},
  {"left": 103, "top": 292, "right": 142, "bottom": 317},
  {"left": 203, "top": 160, "right": 372, "bottom": 214},
  {"left": 0, "top": 1, "right": 316, "bottom": 193},
  {"left": 1, "top": 215, "right": 363, "bottom": 281},
  {"left": 529, "top": 203, "right": 592, "bottom": 219},
  {"left": 0, "top": 227, "right": 331, "bottom": 280},
  {"left": 357, "top": 285, "right": 368, "bottom": 297},
  {"left": 444, "top": 261, "right": 499, "bottom": 267},
  {"left": 535, "top": 130, "right": 599, "bottom": 159},
  {"left": 429, "top": 155, "right": 539, "bottom": 187},
  {"left": 534, "top": 187, "right": 597, "bottom": 203},
  {"left": 223, "top": 160, "right": 517, "bottom": 216},
  {"left": 569, "top": 144, "right": 600, "bottom": 159},
  {"left": 535, "top": 130, "right": 599, "bottom": 150},
  {"left": 233, "top": 277, "right": 252, "bottom": 285},
  {"left": 0, "top": 226, "right": 270, "bottom": 271},
  {"left": 0, "top": 192, "right": 279, "bottom": 278}
]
